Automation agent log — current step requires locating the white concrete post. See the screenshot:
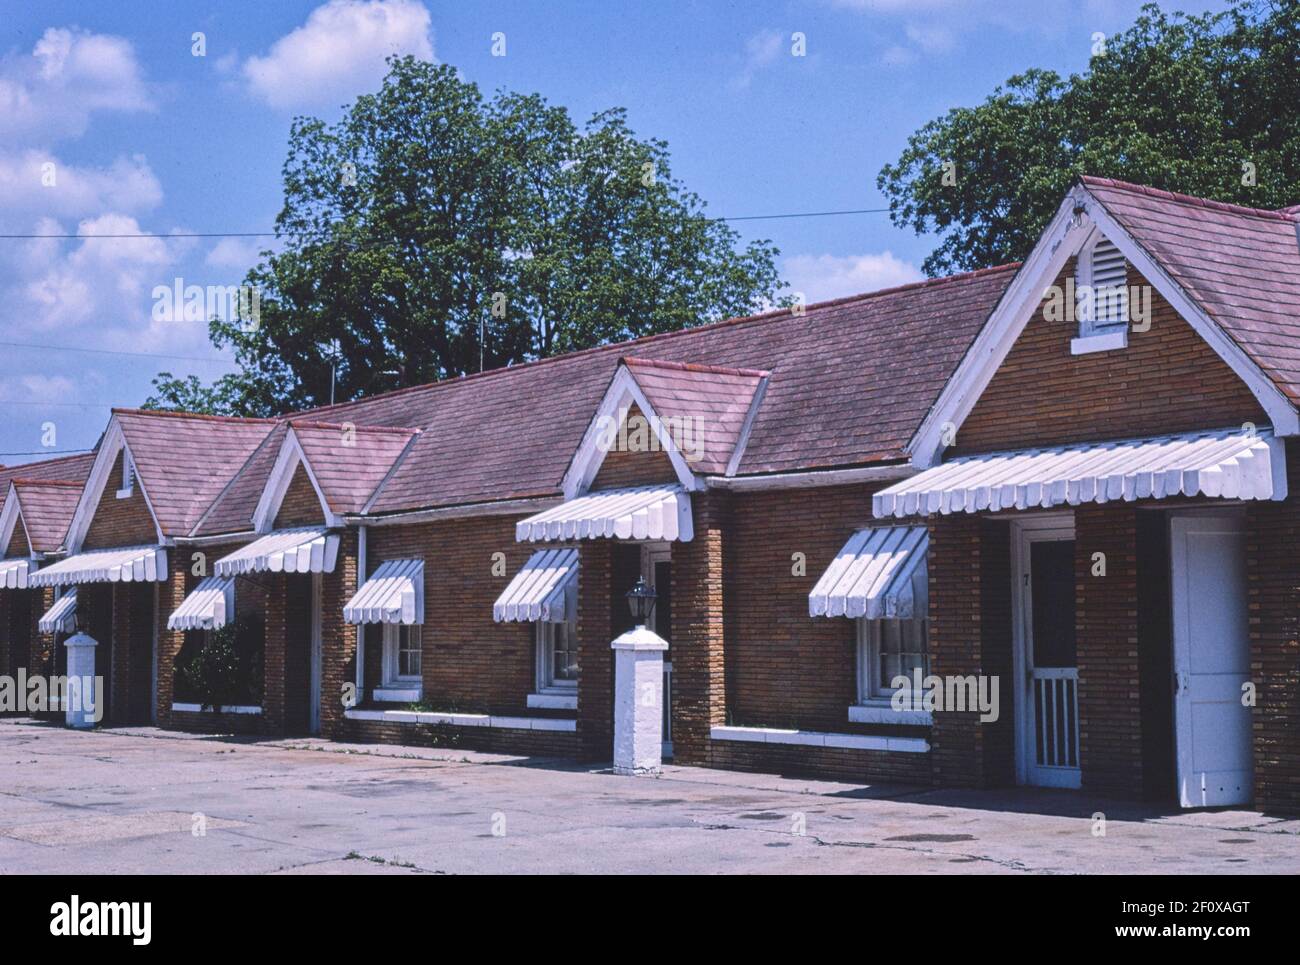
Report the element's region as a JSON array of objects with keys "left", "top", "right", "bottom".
[
  {"left": 63, "top": 632, "right": 99, "bottom": 729},
  {"left": 611, "top": 626, "right": 669, "bottom": 775}
]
